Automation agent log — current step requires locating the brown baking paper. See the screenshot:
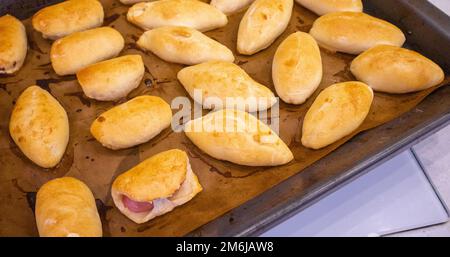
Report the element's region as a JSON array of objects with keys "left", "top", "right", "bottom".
[{"left": 0, "top": 0, "right": 448, "bottom": 236}]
